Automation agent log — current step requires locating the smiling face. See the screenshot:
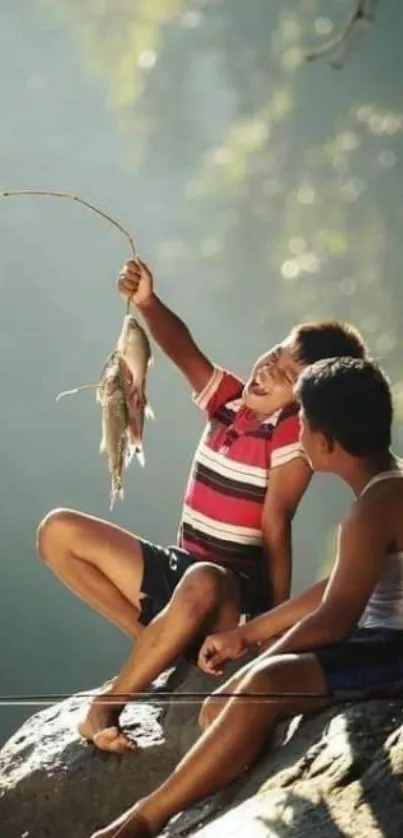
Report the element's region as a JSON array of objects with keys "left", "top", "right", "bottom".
[{"left": 243, "top": 338, "right": 303, "bottom": 417}]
